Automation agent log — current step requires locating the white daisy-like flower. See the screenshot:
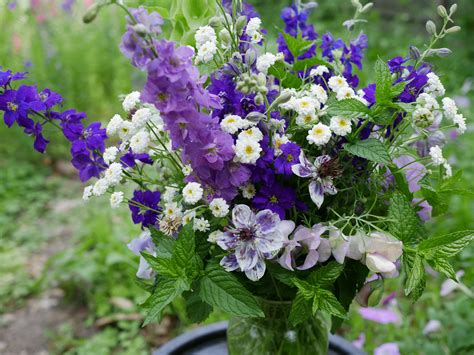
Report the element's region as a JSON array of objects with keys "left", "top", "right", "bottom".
[
  {"left": 310, "top": 65, "right": 329, "bottom": 77},
  {"left": 209, "top": 198, "right": 230, "bottom": 218},
  {"left": 296, "top": 112, "right": 317, "bottom": 126},
  {"left": 207, "top": 230, "right": 221, "bottom": 243},
  {"left": 103, "top": 162, "right": 123, "bottom": 186},
  {"left": 273, "top": 133, "right": 290, "bottom": 155},
  {"left": 240, "top": 183, "right": 256, "bottom": 199},
  {"left": 238, "top": 127, "right": 263, "bottom": 142},
  {"left": 118, "top": 121, "right": 136, "bottom": 141},
  {"left": 164, "top": 202, "right": 183, "bottom": 218},
  {"left": 131, "top": 108, "right": 152, "bottom": 129},
  {"left": 309, "top": 84, "right": 328, "bottom": 104},
  {"left": 234, "top": 137, "right": 262, "bottom": 164},
  {"left": 425, "top": 72, "right": 445, "bottom": 97},
  {"left": 106, "top": 114, "right": 124, "bottom": 137},
  {"left": 196, "top": 41, "right": 217, "bottom": 63},
  {"left": 182, "top": 164, "right": 193, "bottom": 176},
  {"left": 122, "top": 91, "right": 141, "bottom": 112},
  {"left": 294, "top": 96, "right": 319, "bottom": 116},
  {"left": 429, "top": 145, "right": 446, "bottom": 166},
  {"left": 129, "top": 130, "right": 150, "bottom": 153},
  {"left": 453, "top": 113, "right": 467, "bottom": 134},
  {"left": 250, "top": 31, "right": 263, "bottom": 44},
  {"left": 162, "top": 187, "right": 178, "bottom": 202},
  {"left": 110, "top": 191, "right": 124, "bottom": 209},
  {"left": 149, "top": 108, "right": 164, "bottom": 130},
  {"left": 336, "top": 86, "right": 356, "bottom": 101},
  {"left": 103, "top": 146, "right": 119, "bottom": 164},
  {"left": 92, "top": 178, "right": 109, "bottom": 197},
  {"left": 83, "top": 185, "right": 93, "bottom": 202},
  {"left": 442, "top": 97, "right": 458, "bottom": 120},
  {"left": 256, "top": 52, "right": 278, "bottom": 74},
  {"left": 443, "top": 161, "right": 453, "bottom": 179},
  {"left": 195, "top": 25, "right": 216, "bottom": 47},
  {"left": 330, "top": 116, "right": 352, "bottom": 136},
  {"left": 307, "top": 123, "right": 332, "bottom": 146},
  {"left": 183, "top": 210, "right": 196, "bottom": 225},
  {"left": 220, "top": 114, "right": 244, "bottom": 134},
  {"left": 182, "top": 182, "right": 204, "bottom": 205},
  {"left": 193, "top": 217, "right": 210, "bottom": 232},
  {"left": 246, "top": 17, "right": 261, "bottom": 36},
  {"left": 328, "top": 75, "right": 349, "bottom": 92},
  {"left": 413, "top": 107, "right": 435, "bottom": 128},
  {"left": 416, "top": 93, "right": 439, "bottom": 111}
]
